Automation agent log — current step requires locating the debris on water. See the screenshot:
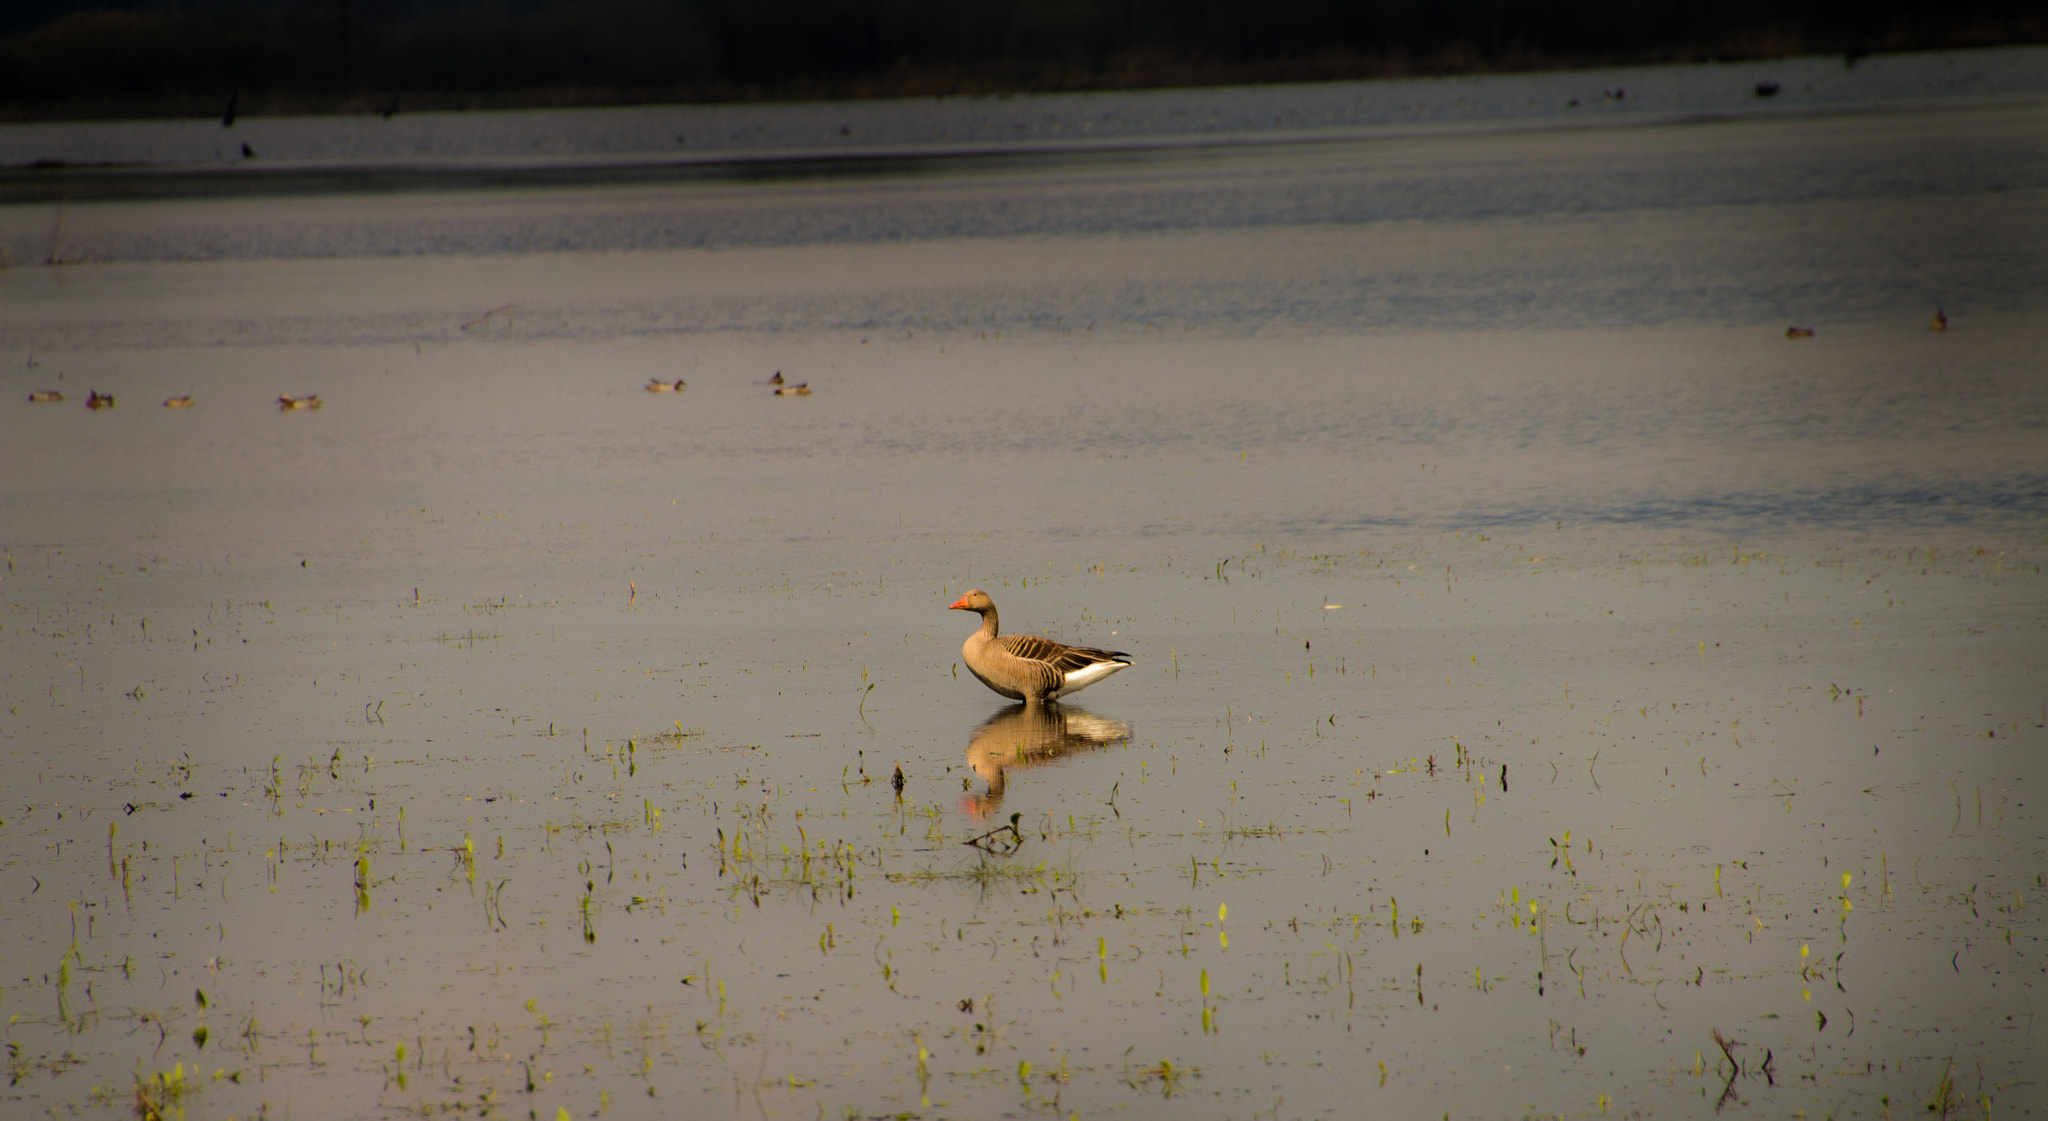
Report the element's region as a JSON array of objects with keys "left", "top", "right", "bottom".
[{"left": 965, "top": 813, "right": 1025, "bottom": 856}]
